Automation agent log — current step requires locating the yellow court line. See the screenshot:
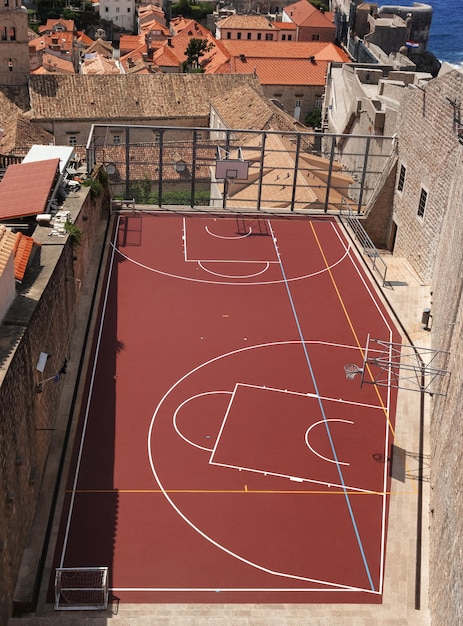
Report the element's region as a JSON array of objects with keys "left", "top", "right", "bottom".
[
  {"left": 309, "top": 222, "right": 396, "bottom": 438},
  {"left": 67, "top": 488, "right": 418, "bottom": 496}
]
